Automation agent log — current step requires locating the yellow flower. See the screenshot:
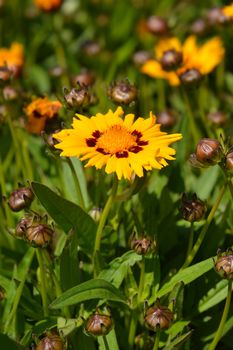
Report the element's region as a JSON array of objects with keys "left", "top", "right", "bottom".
[
  {"left": 53, "top": 107, "right": 182, "bottom": 180},
  {"left": 25, "top": 97, "right": 62, "bottom": 134},
  {"left": 222, "top": 4, "right": 233, "bottom": 19},
  {"left": 0, "top": 42, "right": 24, "bottom": 77},
  {"left": 141, "top": 36, "right": 224, "bottom": 86},
  {"left": 34, "top": 0, "right": 63, "bottom": 11}
]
